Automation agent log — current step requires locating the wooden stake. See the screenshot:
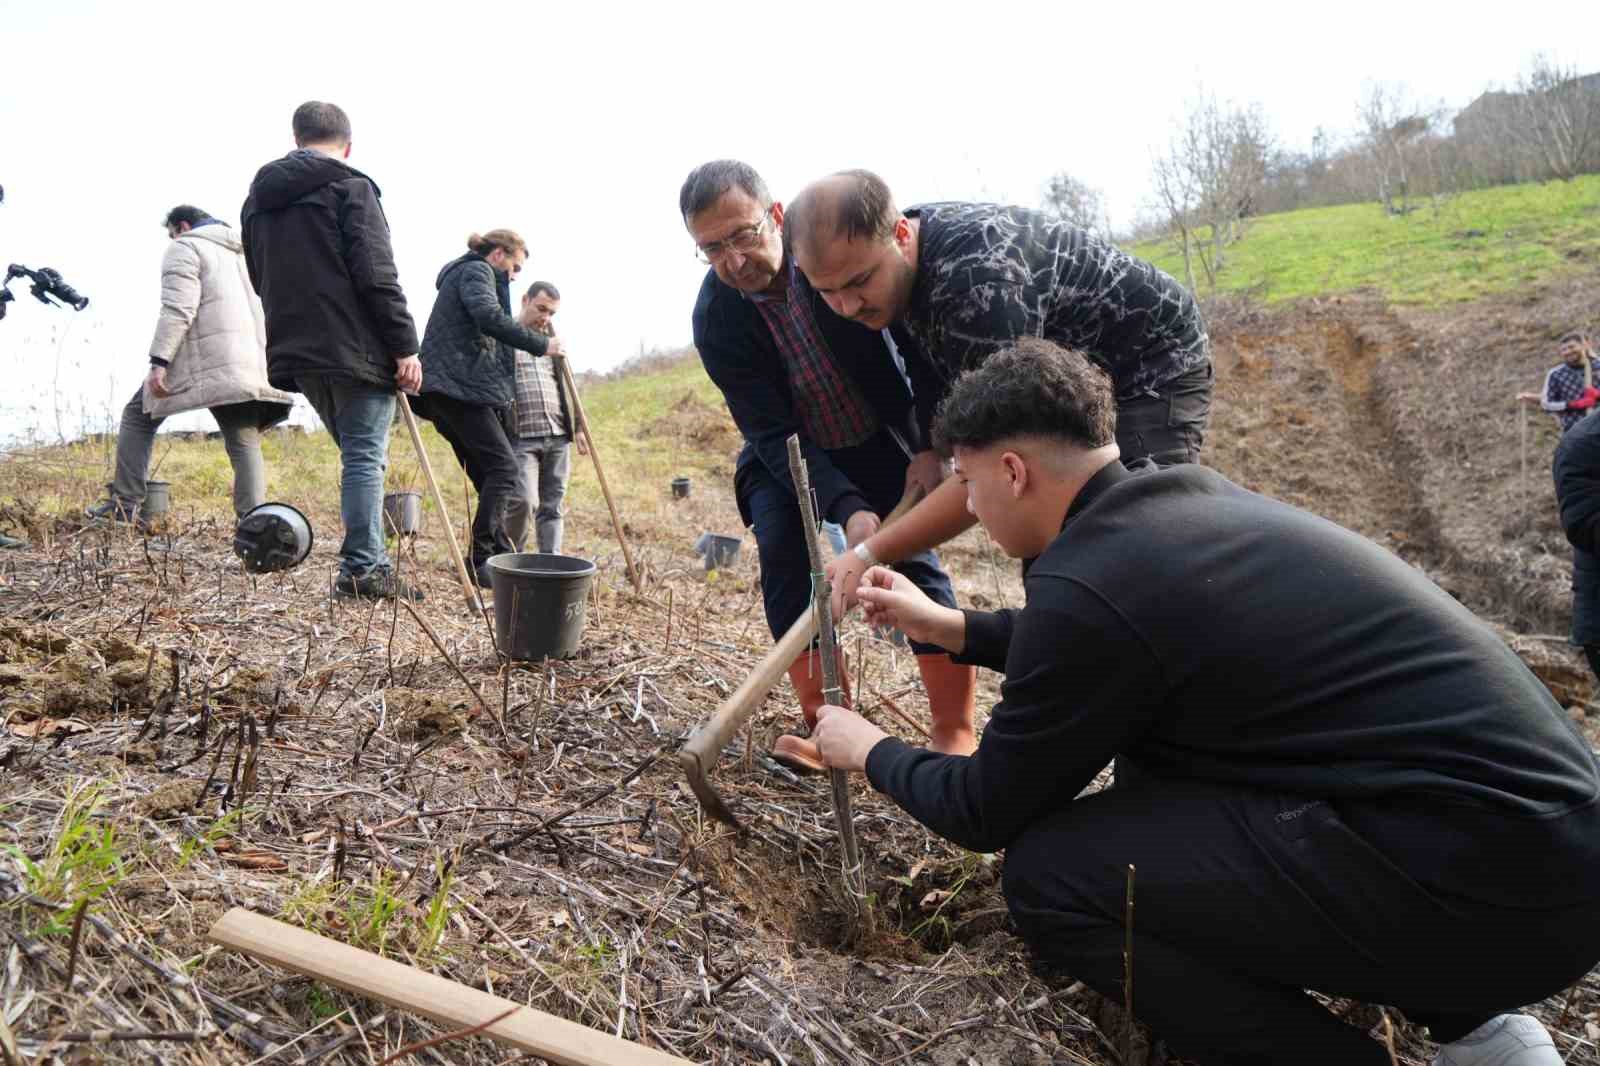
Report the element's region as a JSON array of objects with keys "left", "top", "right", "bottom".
[
  {"left": 786, "top": 434, "right": 873, "bottom": 937},
  {"left": 207, "top": 909, "right": 689, "bottom": 1066},
  {"left": 555, "top": 355, "right": 642, "bottom": 594},
  {"left": 397, "top": 393, "right": 481, "bottom": 612}
]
